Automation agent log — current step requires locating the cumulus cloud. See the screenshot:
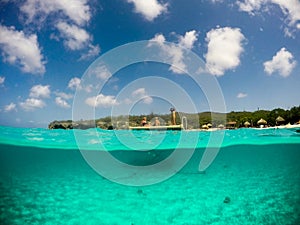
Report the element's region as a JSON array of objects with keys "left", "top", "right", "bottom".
[
  {"left": 132, "top": 88, "right": 153, "bottom": 104},
  {"left": 127, "top": 0, "right": 168, "bottom": 21},
  {"left": 67, "top": 77, "right": 93, "bottom": 93},
  {"left": 149, "top": 31, "right": 198, "bottom": 74},
  {"left": 167, "top": 45, "right": 187, "bottom": 74},
  {"left": 132, "top": 88, "right": 147, "bottom": 97},
  {"left": 4, "top": 103, "right": 17, "bottom": 112},
  {"left": 237, "top": 92, "right": 248, "bottom": 98},
  {"left": 150, "top": 33, "right": 185, "bottom": 73},
  {"left": 20, "top": 0, "right": 99, "bottom": 59},
  {"left": 211, "top": 0, "right": 224, "bottom": 3},
  {"left": 150, "top": 33, "right": 166, "bottom": 44},
  {"left": 68, "top": 77, "right": 82, "bottom": 90},
  {"left": 170, "top": 30, "right": 198, "bottom": 73},
  {"left": 84, "top": 84, "right": 94, "bottom": 93},
  {"left": 56, "top": 22, "right": 91, "bottom": 50},
  {"left": 18, "top": 84, "right": 51, "bottom": 111},
  {"left": 29, "top": 84, "right": 51, "bottom": 98},
  {"left": 54, "top": 92, "right": 72, "bottom": 108},
  {"left": 55, "top": 91, "right": 73, "bottom": 100},
  {"left": 86, "top": 64, "right": 112, "bottom": 80},
  {"left": 20, "top": 98, "right": 46, "bottom": 111},
  {"left": 79, "top": 44, "right": 100, "bottom": 61},
  {"left": 0, "top": 25, "right": 45, "bottom": 74},
  {"left": 0, "top": 76, "right": 5, "bottom": 85},
  {"left": 20, "top": 0, "right": 91, "bottom": 26},
  {"left": 273, "top": 0, "right": 300, "bottom": 28},
  {"left": 178, "top": 30, "right": 198, "bottom": 49},
  {"left": 55, "top": 97, "right": 71, "bottom": 108},
  {"left": 142, "top": 96, "right": 153, "bottom": 104},
  {"left": 263, "top": 48, "right": 296, "bottom": 77},
  {"left": 205, "top": 27, "right": 245, "bottom": 76},
  {"left": 85, "top": 94, "right": 118, "bottom": 108},
  {"left": 237, "top": 0, "right": 300, "bottom": 33},
  {"left": 236, "top": 0, "right": 265, "bottom": 14}
]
